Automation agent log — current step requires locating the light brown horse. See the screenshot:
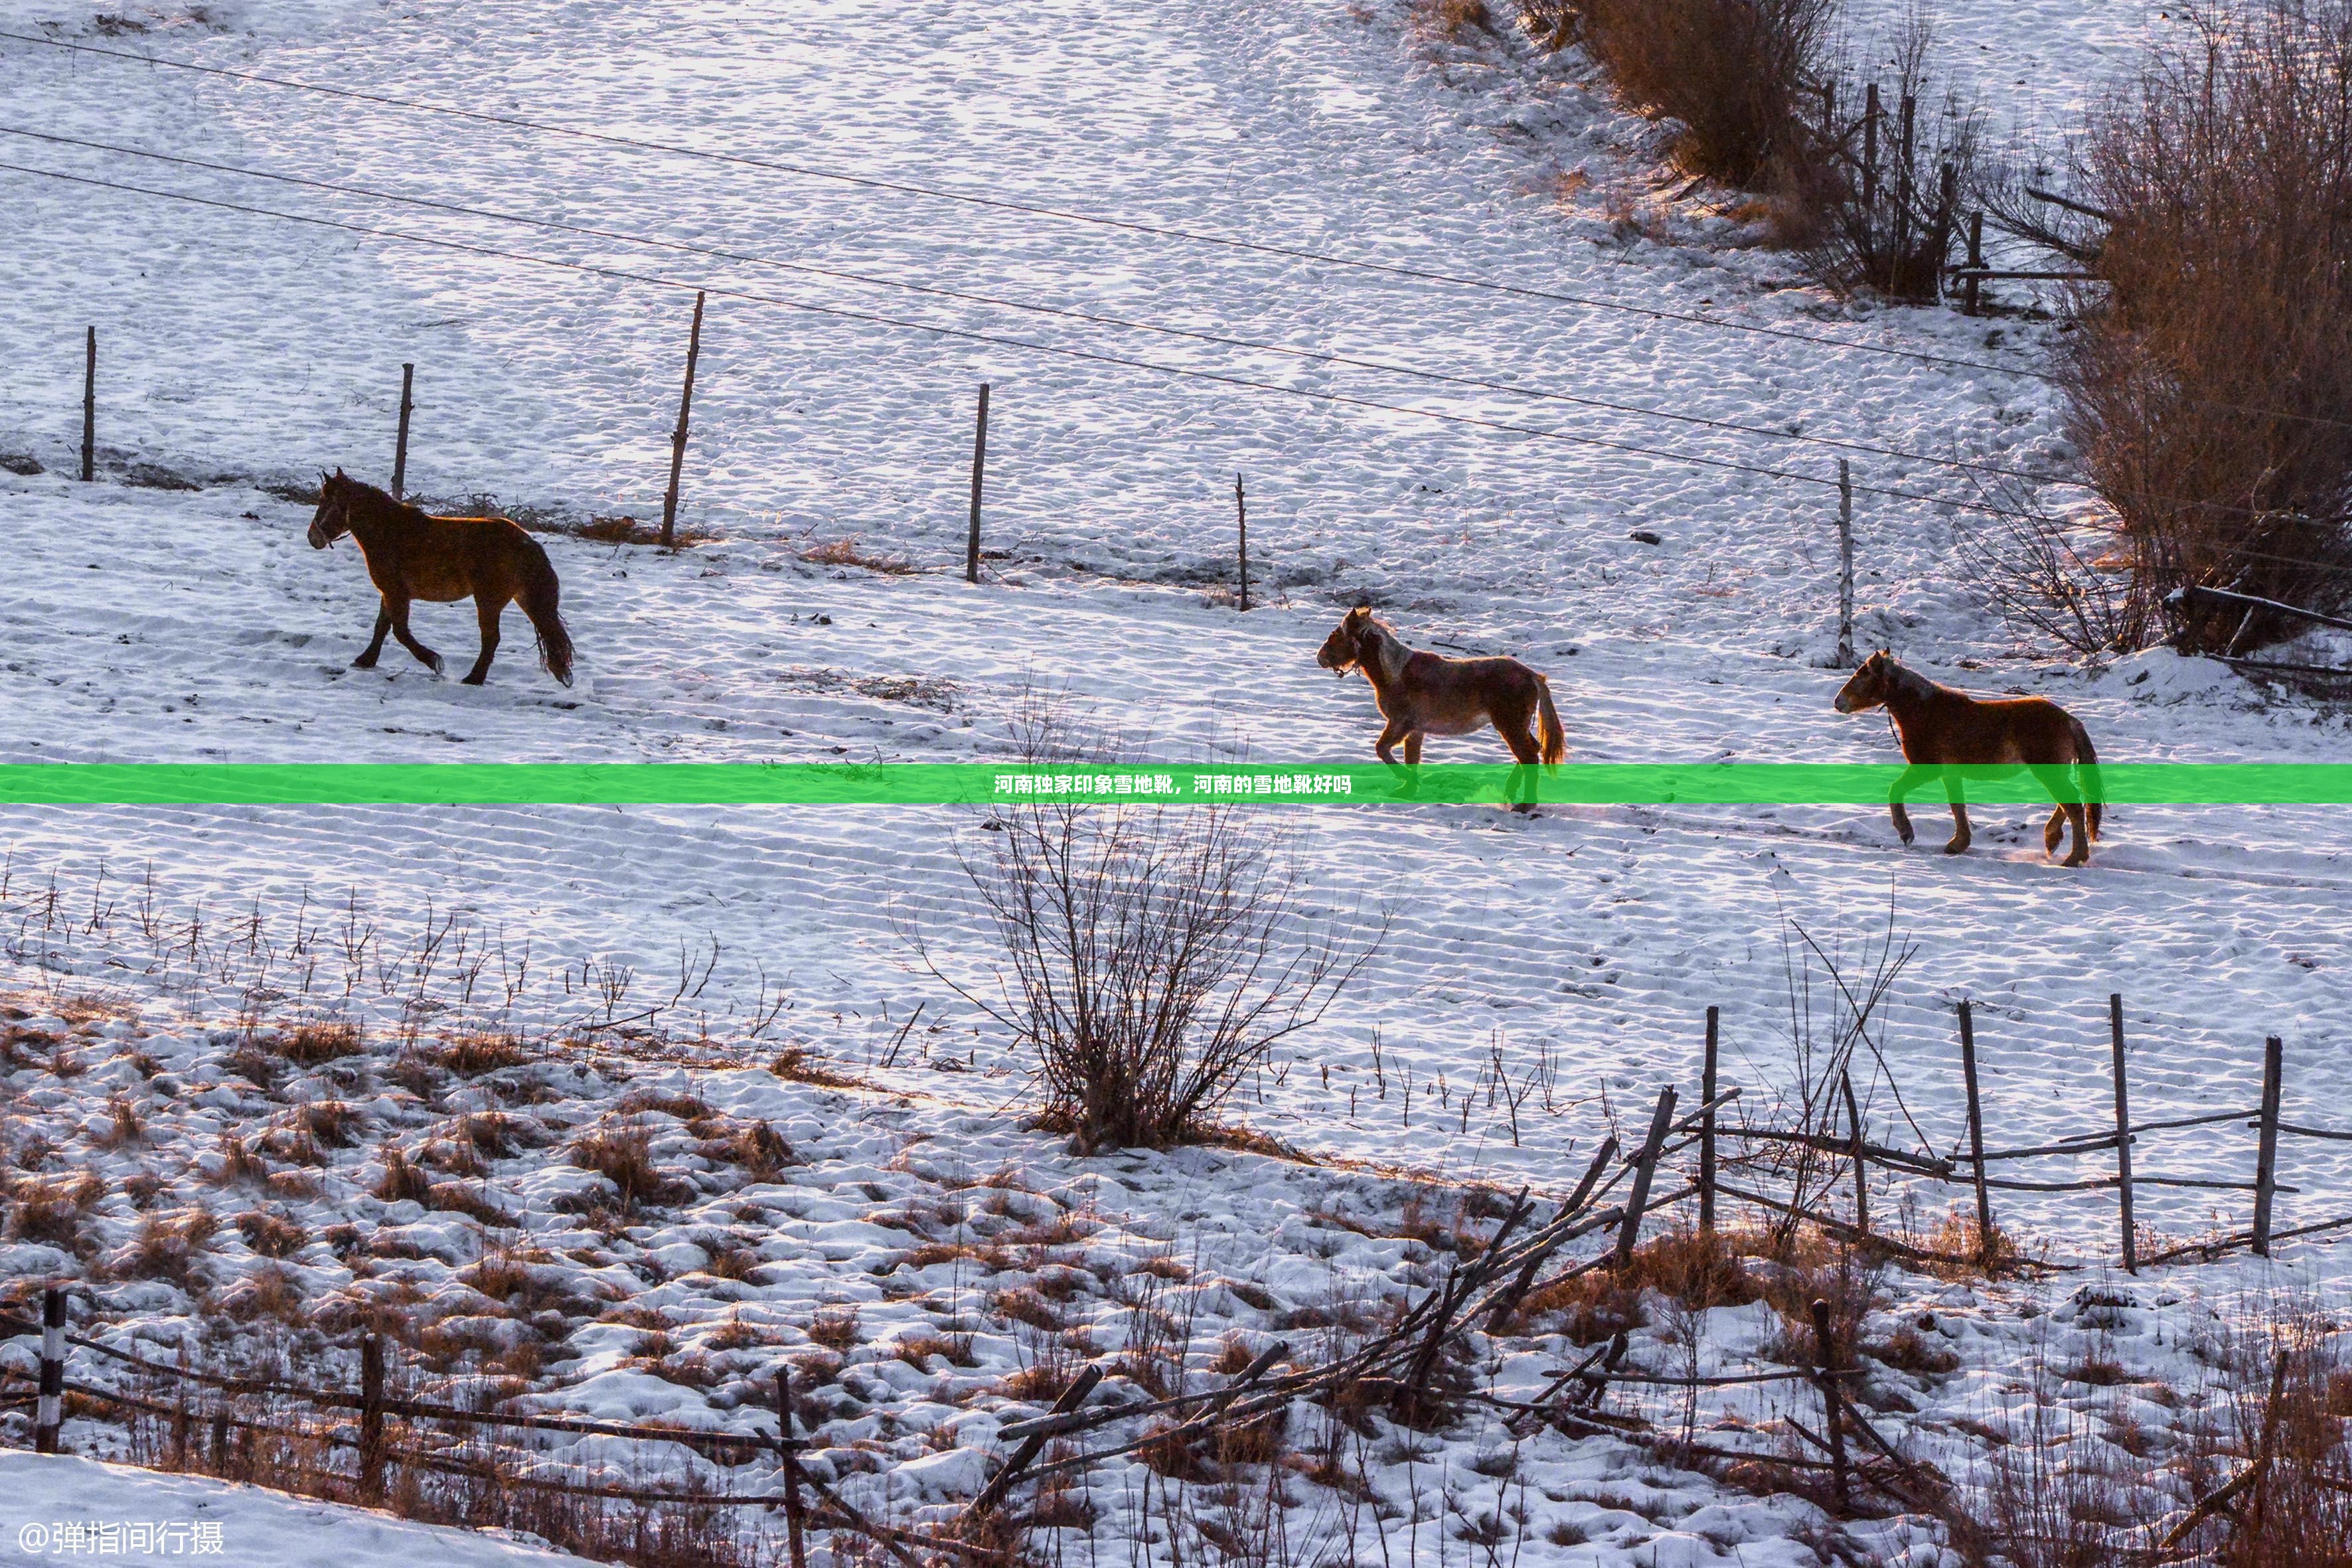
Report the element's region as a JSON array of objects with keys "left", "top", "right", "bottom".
[
  {"left": 1316, "top": 607, "right": 1565, "bottom": 811},
  {"left": 308, "top": 469, "right": 573, "bottom": 687},
  {"left": 1833, "top": 651, "right": 2103, "bottom": 865}
]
